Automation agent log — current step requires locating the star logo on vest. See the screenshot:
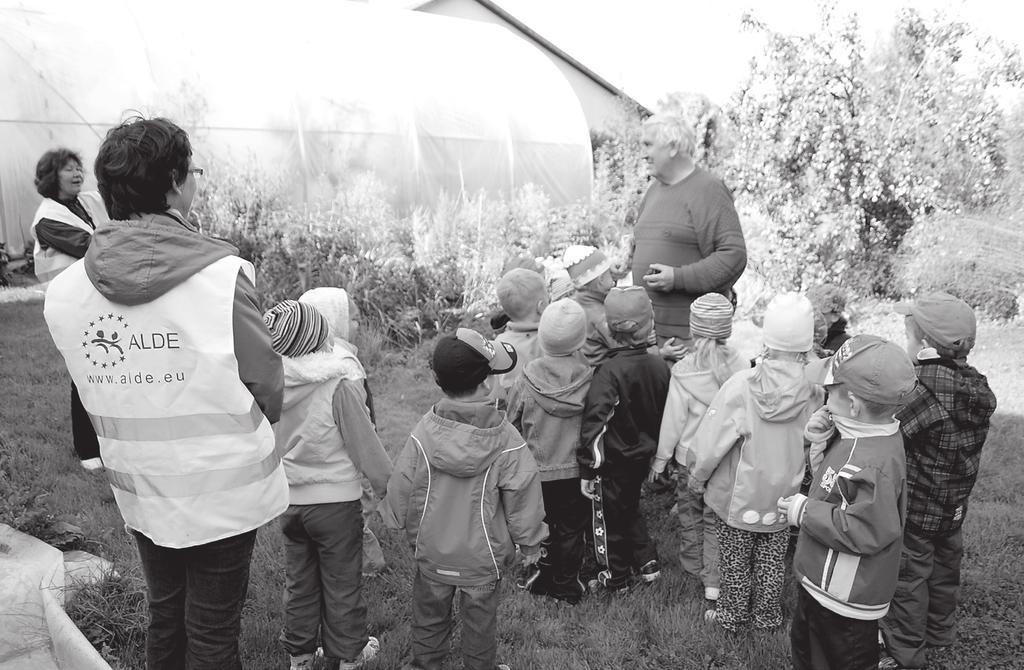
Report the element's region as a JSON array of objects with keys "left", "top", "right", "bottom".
[{"left": 82, "top": 313, "right": 129, "bottom": 369}]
